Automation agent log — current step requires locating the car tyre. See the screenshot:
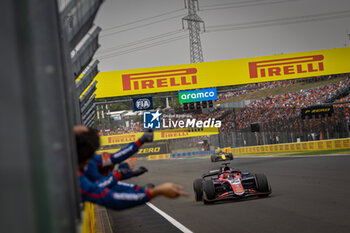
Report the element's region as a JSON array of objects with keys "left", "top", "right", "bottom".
[
  {"left": 211, "top": 155, "right": 216, "bottom": 162},
  {"left": 228, "top": 153, "right": 233, "bottom": 160},
  {"left": 193, "top": 179, "right": 203, "bottom": 201},
  {"left": 203, "top": 180, "right": 216, "bottom": 203},
  {"left": 255, "top": 173, "right": 271, "bottom": 197}
]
